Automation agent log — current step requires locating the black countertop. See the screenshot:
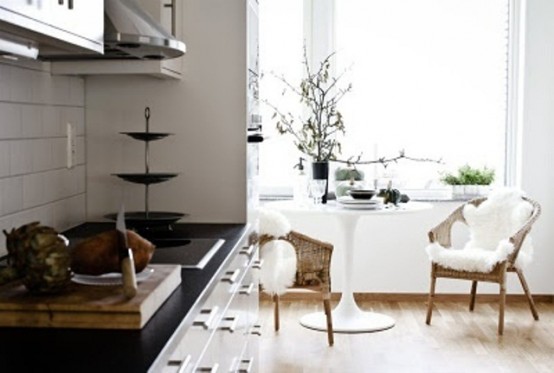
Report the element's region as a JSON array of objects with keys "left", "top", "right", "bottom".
[{"left": 0, "top": 222, "right": 249, "bottom": 373}]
